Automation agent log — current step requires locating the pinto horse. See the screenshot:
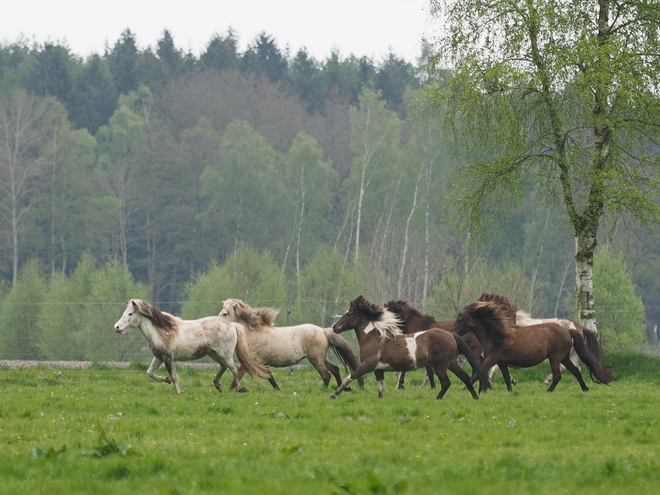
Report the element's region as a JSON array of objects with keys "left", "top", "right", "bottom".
[
  {"left": 385, "top": 299, "right": 483, "bottom": 389},
  {"left": 451, "top": 298, "right": 616, "bottom": 392},
  {"left": 219, "top": 298, "right": 362, "bottom": 390},
  {"left": 328, "top": 296, "right": 490, "bottom": 400},
  {"left": 114, "top": 299, "right": 272, "bottom": 394}
]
